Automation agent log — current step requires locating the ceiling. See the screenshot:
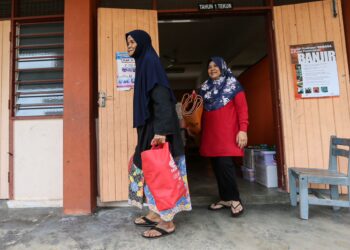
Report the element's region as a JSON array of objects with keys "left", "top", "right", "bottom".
[{"left": 158, "top": 15, "right": 267, "bottom": 89}]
